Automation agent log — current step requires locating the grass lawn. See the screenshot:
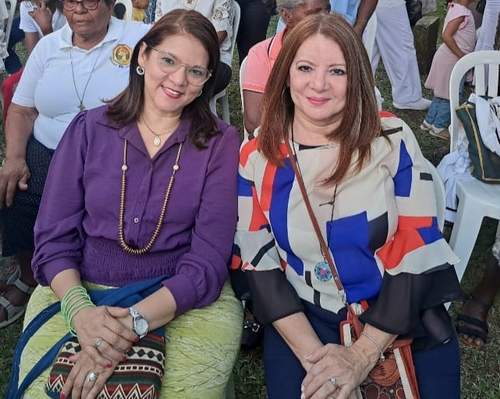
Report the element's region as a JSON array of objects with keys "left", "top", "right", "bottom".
[{"left": 1, "top": 3, "right": 500, "bottom": 398}]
